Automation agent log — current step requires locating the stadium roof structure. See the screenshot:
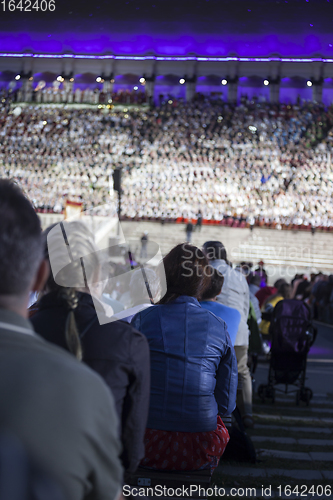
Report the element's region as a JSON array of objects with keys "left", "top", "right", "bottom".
[
  {"left": 1, "top": 0, "right": 333, "bottom": 86},
  {"left": 0, "top": 0, "right": 333, "bottom": 59}
]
